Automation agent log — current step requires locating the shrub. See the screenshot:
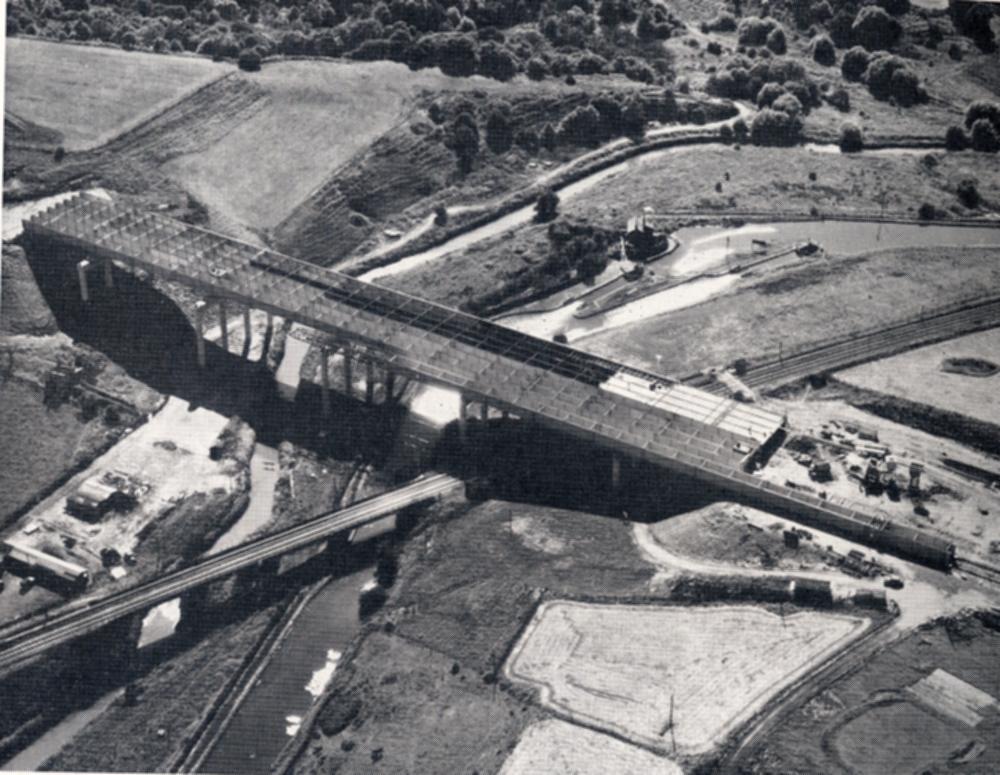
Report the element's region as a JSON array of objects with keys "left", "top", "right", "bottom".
[
  {"left": 750, "top": 108, "right": 802, "bottom": 146},
  {"left": 448, "top": 116, "right": 480, "bottom": 174},
  {"left": 766, "top": 27, "right": 787, "bottom": 55},
  {"left": 478, "top": 42, "right": 518, "bottom": 81},
  {"left": 705, "top": 12, "right": 737, "bottom": 32},
  {"left": 485, "top": 107, "right": 513, "bottom": 154},
  {"left": 951, "top": 1, "right": 997, "bottom": 53},
  {"left": 838, "top": 122, "right": 863, "bottom": 152},
  {"left": 852, "top": 6, "right": 901, "bottom": 51},
  {"left": 811, "top": 1, "right": 833, "bottom": 24},
  {"left": 515, "top": 127, "right": 539, "bottom": 153},
  {"left": 964, "top": 101, "right": 1000, "bottom": 131},
  {"left": 738, "top": 16, "right": 776, "bottom": 47},
  {"left": 878, "top": 0, "right": 909, "bottom": 15},
  {"left": 591, "top": 94, "right": 623, "bottom": 139},
  {"left": 558, "top": 104, "right": 601, "bottom": 145},
  {"left": 811, "top": 34, "right": 835, "bottom": 66},
  {"left": 436, "top": 34, "right": 478, "bottom": 77},
  {"left": 707, "top": 40, "right": 722, "bottom": 56},
  {"left": 575, "top": 52, "right": 608, "bottom": 75},
  {"left": 526, "top": 56, "right": 548, "bottom": 80},
  {"left": 829, "top": 10, "right": 855, "bottom": 48},
  {"left": 970, "top": 119, "right": 1000, "bottom": 153},
  {"left": 945, "top": 125, "right": 969, "bottom": 150},
  {"left": 826, "top": 87, "right": 850, "bottom": 112},
  {"left": 375, "top": 550, "right": 399, "bottom": 588},
  {"left": 54, "top": 146, "right": 66, "bottom": 162},
  {"left": 359, "top": 586, "right": 388, "bottom": 619},
  {"left": 773, "top": 93, "right": 803, "bottom": 117},
  {"left": 841, "top": 46, "right": 870, "bottom": 81},
  {"left": 733, "top": 117, "right": 749, "bottom": 142},
  {"left": 719, "top": 123, "right": 734, "bottom": 143},
  {"left": 237, "top": 48, "right": 261, "bottom": 71},
  {"left": 864, "top": 54, "right": 924, "bottom": 105},
  {"left": 956, "top": 178, "right": 980, "bottom": 207},
  {"left": 621, "top": 95, "right": 646, "bottom": 139},
  {"left": 917, "top": 202, "right": 938, "bottom": 221},
  {"left": 434, "top": 205, "right": 448, "bottom": 226},
  {"left": 535, "top": 189, "right": 560, "bottom": 222},
  {"left": 756, "top": 82, "right": 786, "bottom": 108},
  {"left": 541, "top": 122, "right": 557, "bottom": 151}
]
